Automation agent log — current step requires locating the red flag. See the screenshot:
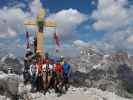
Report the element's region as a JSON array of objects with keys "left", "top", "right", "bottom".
[
  {"left": 54, "top": 32, "right": 60, "bottom": 47},
  {"left": 26, "top": 31, "right": 30, "bottom": 49}
]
